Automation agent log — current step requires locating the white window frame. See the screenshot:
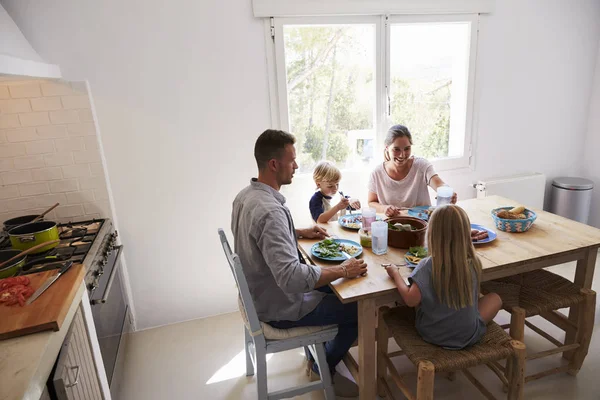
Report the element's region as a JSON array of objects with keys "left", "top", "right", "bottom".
[{"left": 265, "top": 13, "right": 480, "bottom": 172}]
